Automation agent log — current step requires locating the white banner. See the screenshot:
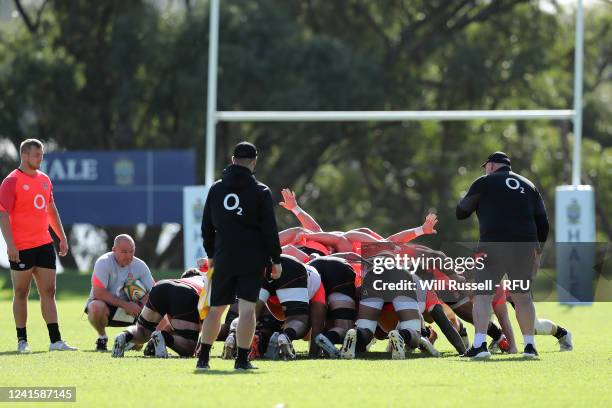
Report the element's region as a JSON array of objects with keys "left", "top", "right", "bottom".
[
  {"left": 183, "top": 186, "right": 209, "bottom": 270},
  {"left": 555, "top": 185, "right": 595, "bottom": 304}
]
